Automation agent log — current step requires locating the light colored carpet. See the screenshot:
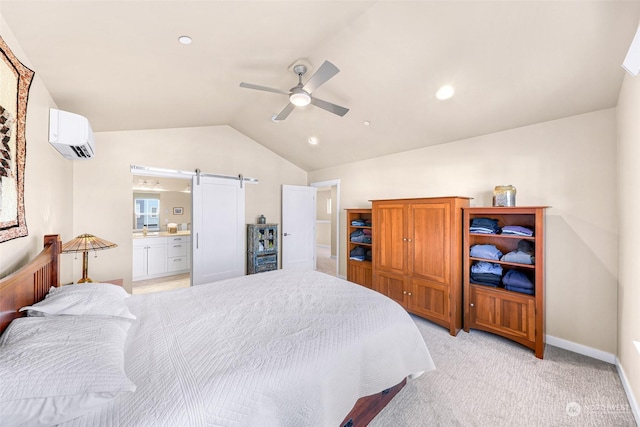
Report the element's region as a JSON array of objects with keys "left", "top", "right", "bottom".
[
  {"left": 370, "top": 315, "right": 636, "bottom": 426},
  {"left": 316, "top": 245, "right": 337, "bottom": 276}
]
